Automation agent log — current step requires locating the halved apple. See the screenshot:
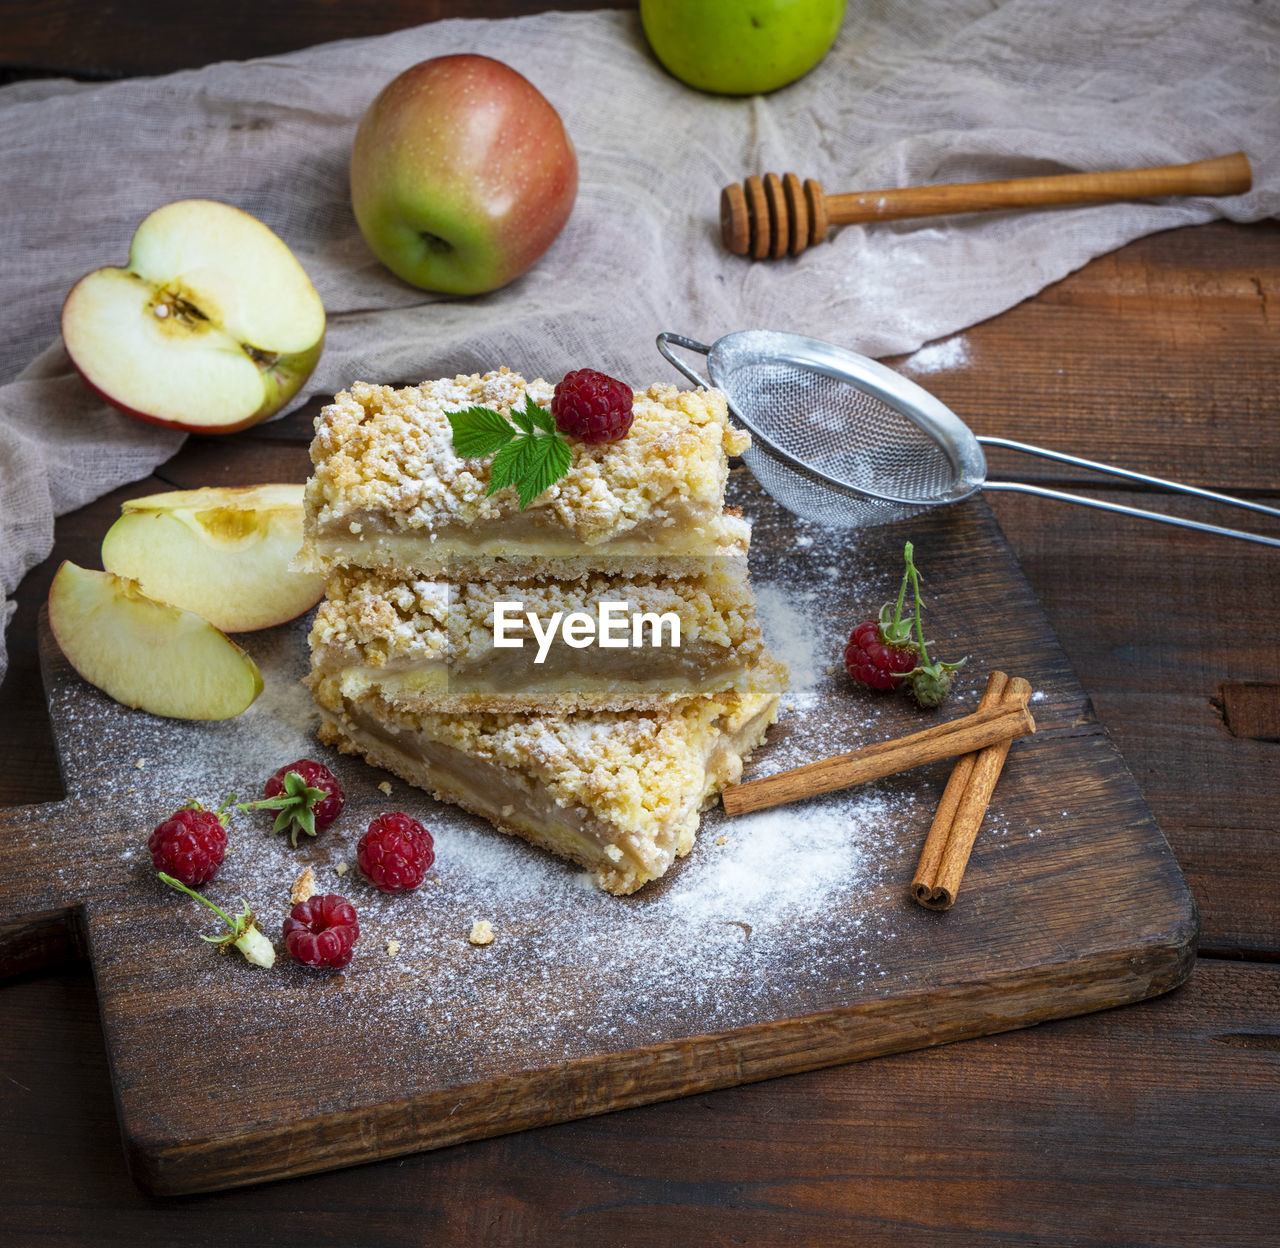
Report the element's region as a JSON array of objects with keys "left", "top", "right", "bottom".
[
  {"left": 61, "top": 200, "right": 325, "bottom": 434},
  {"left": 100, "top": 483, "right": 323, "bottom": 632},
  {"left": 47, "top": 562, "right": 263, "bottom": 720}
]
